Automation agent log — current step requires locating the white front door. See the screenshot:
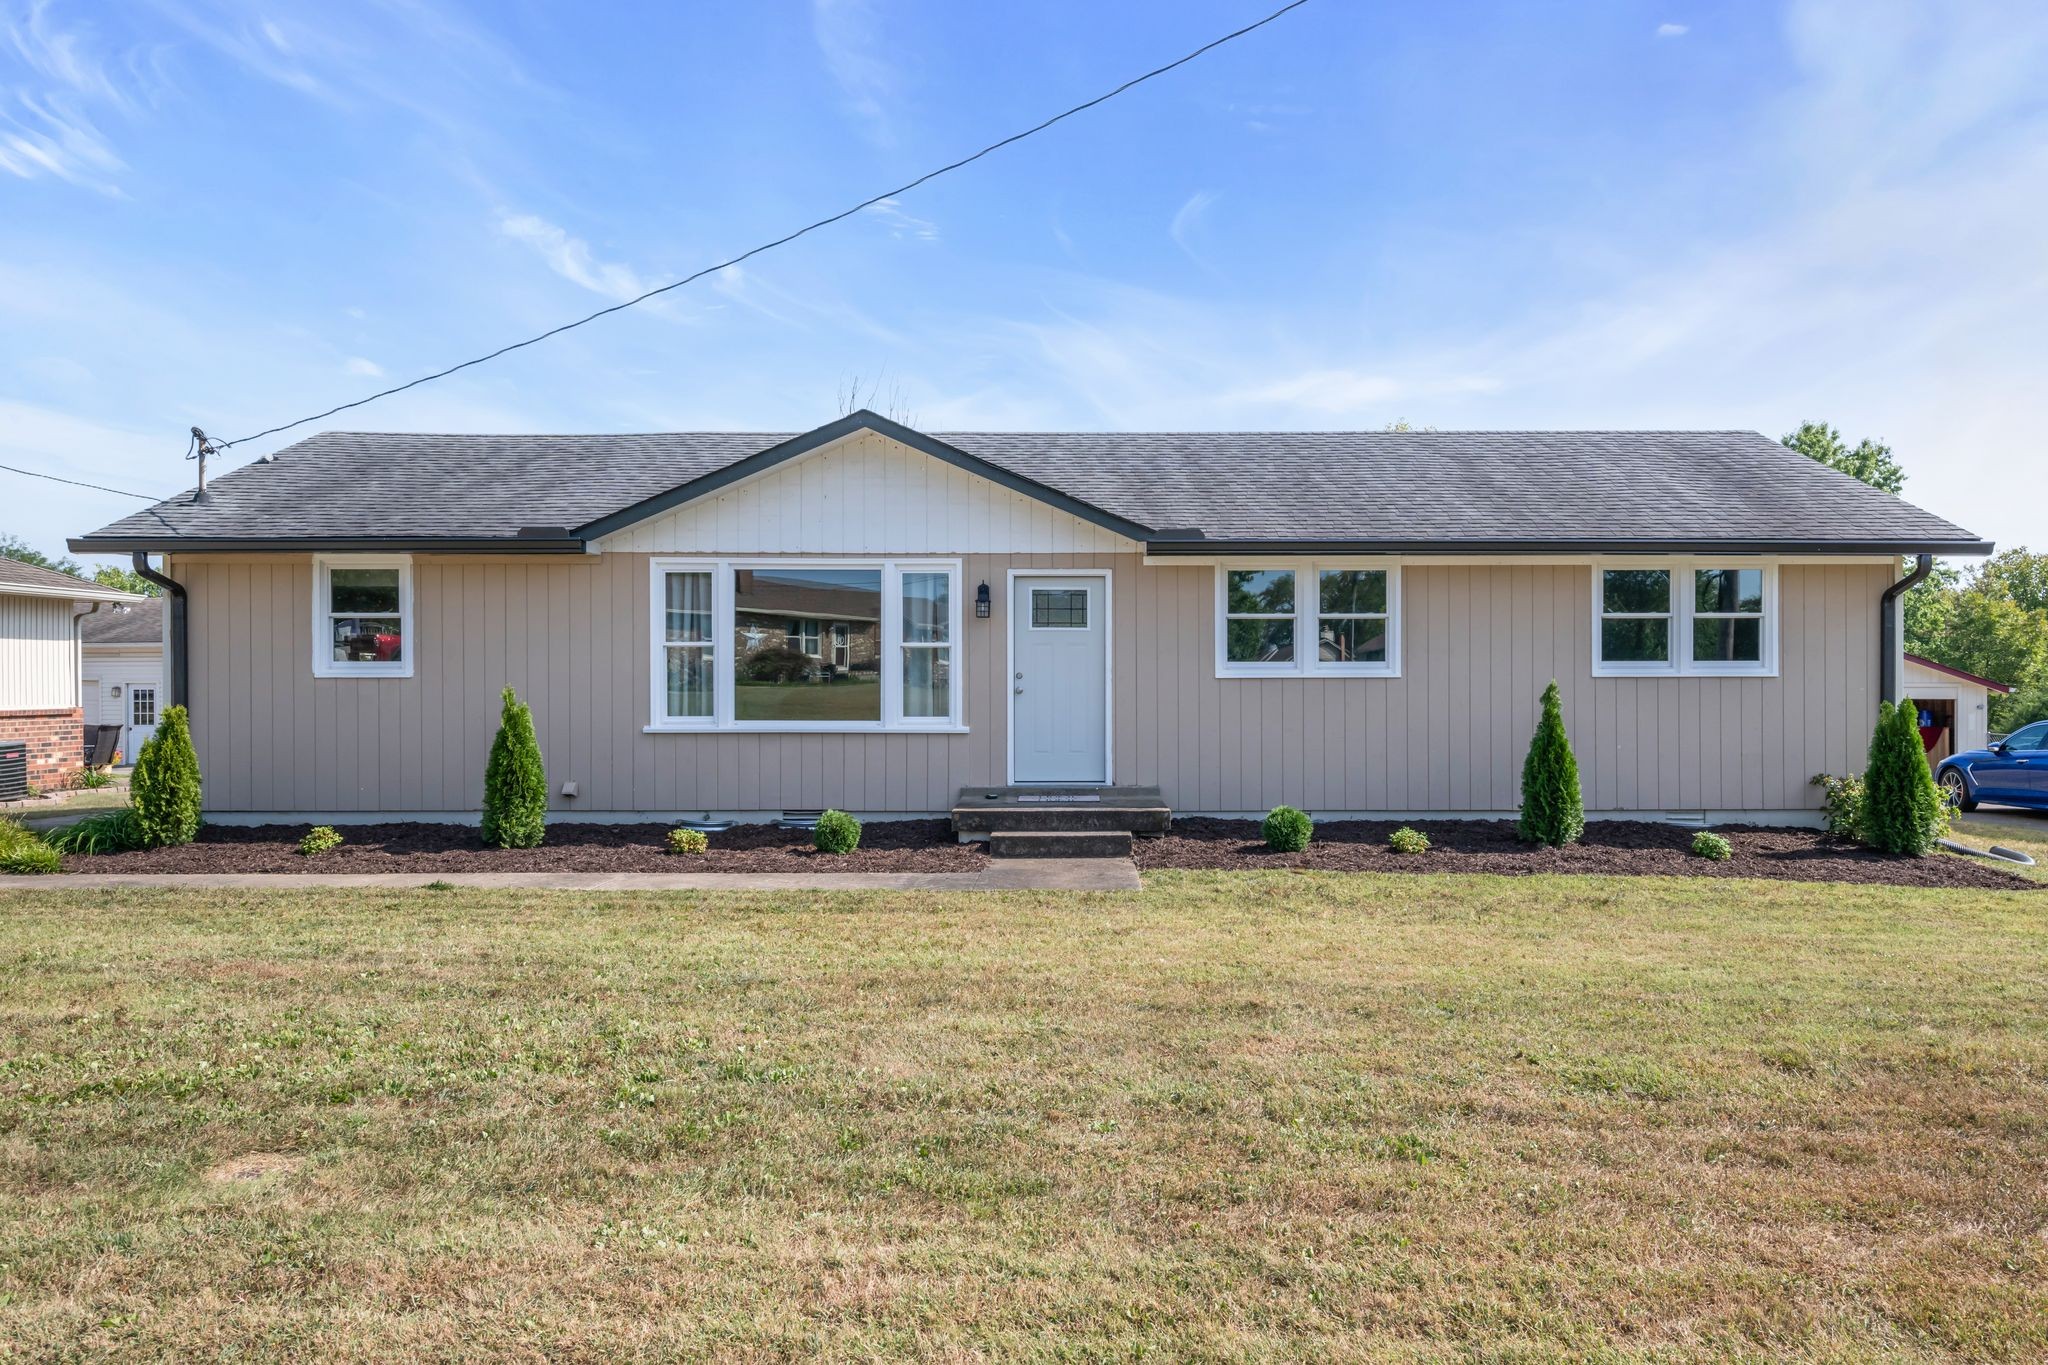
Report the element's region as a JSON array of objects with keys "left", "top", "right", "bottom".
[
  {"left": 1010, "top": 575, "right": 1109, "bottom": 784},
  {"left": 127, "top": 685, "right": 159, "bottom": 758}
]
